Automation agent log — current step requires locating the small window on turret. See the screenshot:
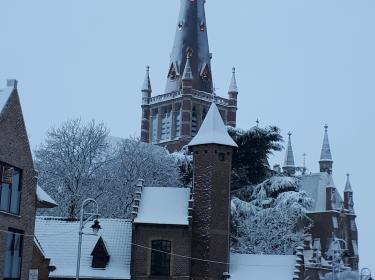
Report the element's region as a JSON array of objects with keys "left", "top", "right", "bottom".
[
  {"left": 200, "top": 23, "right": 206, "bottom": 32},
  {"left": 219, "top": 153, "right": 225, "bottom": 162},
  {"left": 178, "top": 23, "right": 183, "bottom": 31}
]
